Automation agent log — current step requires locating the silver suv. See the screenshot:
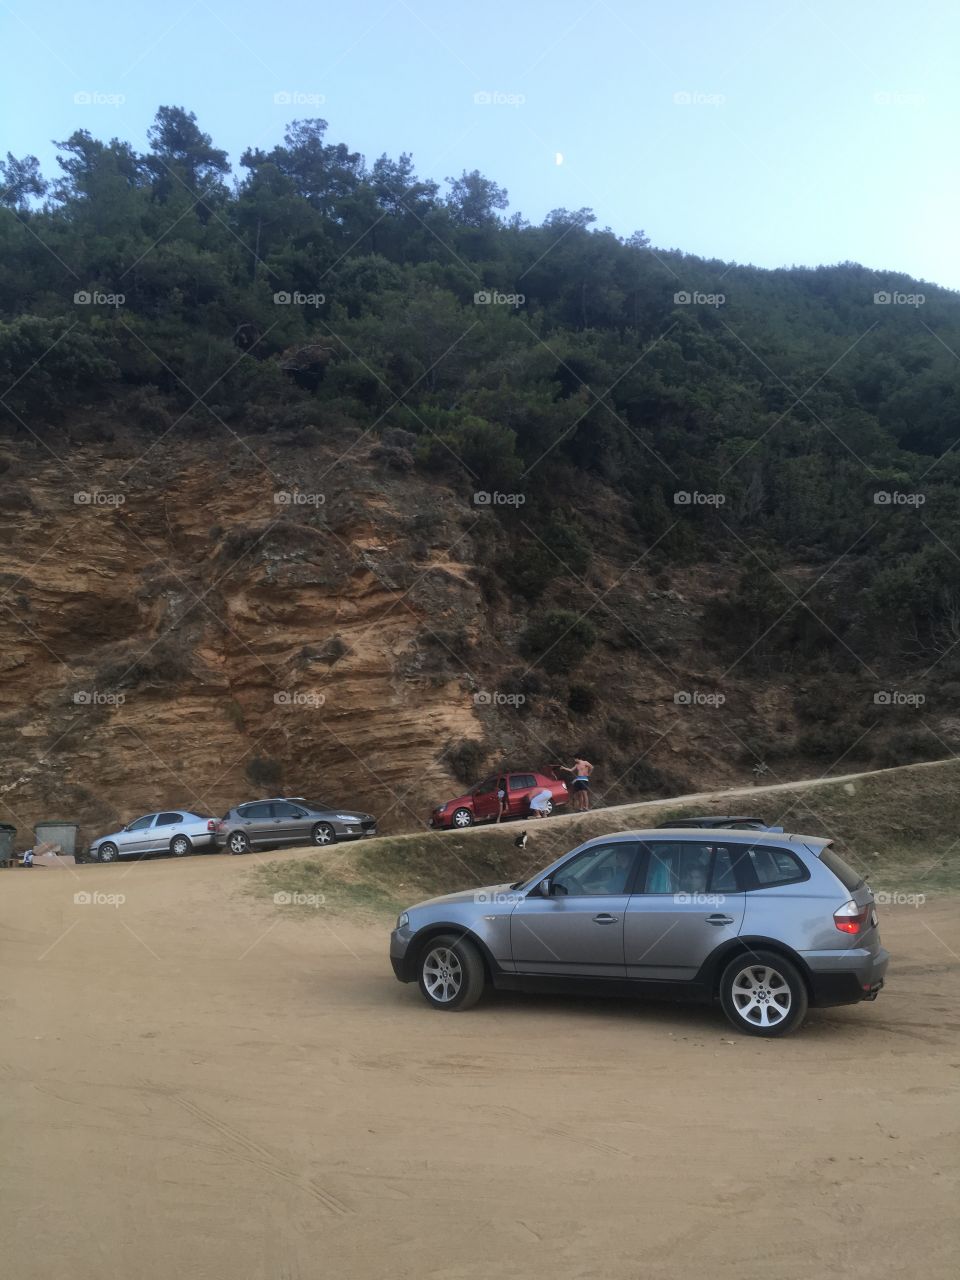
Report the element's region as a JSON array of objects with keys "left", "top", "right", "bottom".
[{"left": 390, "top": 828, "right": 889, "bottom": 1037}]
